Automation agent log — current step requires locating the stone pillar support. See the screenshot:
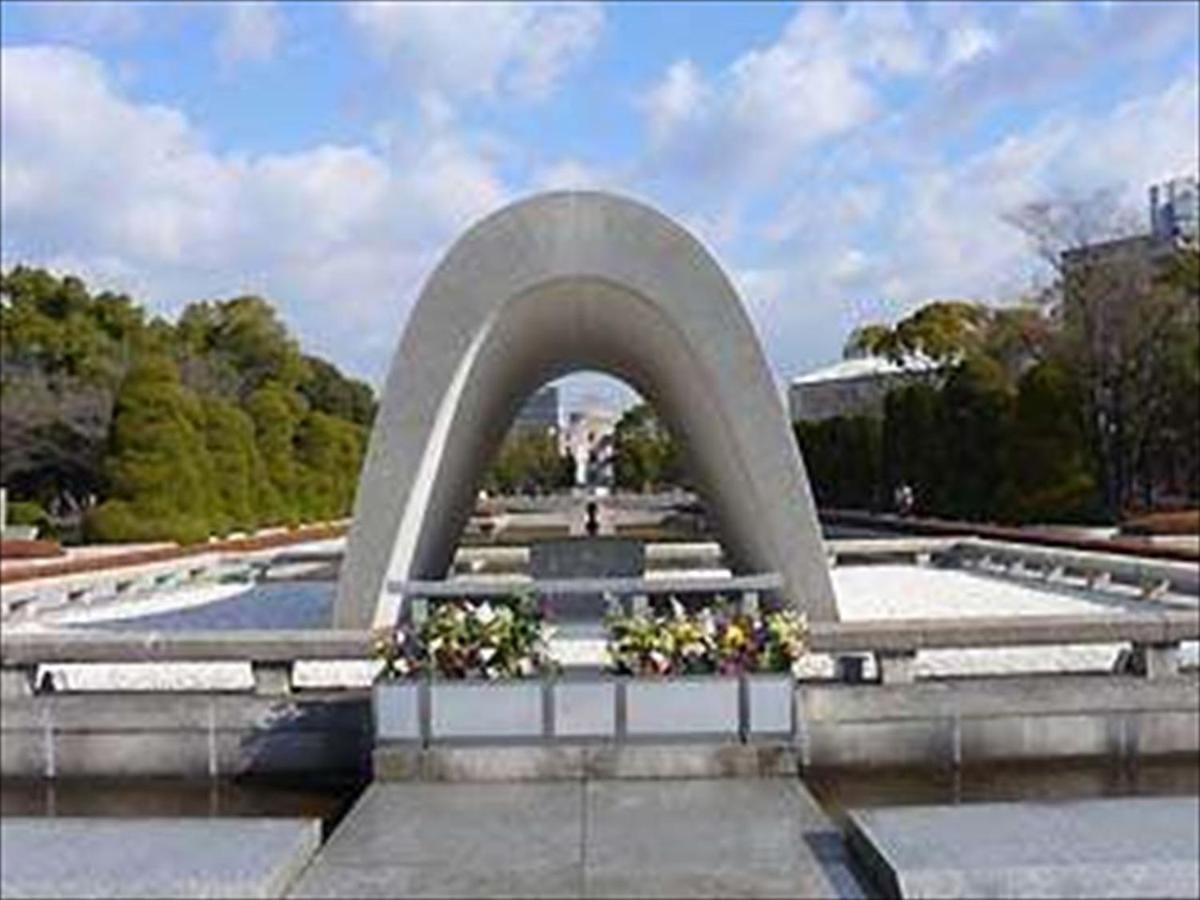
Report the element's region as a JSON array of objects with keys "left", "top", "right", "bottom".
[
  {"left": 1, "top": 665, "right": 37, "bottom": 698},
  {"left": 876, "top": 650, "right": 918, "bottom": 685},
  {"left": 252, "top": 661, "right": 294, "bottom": 696},
  {"left": 1133, "top": 642, "right": 1180, "bottom": 680}
]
